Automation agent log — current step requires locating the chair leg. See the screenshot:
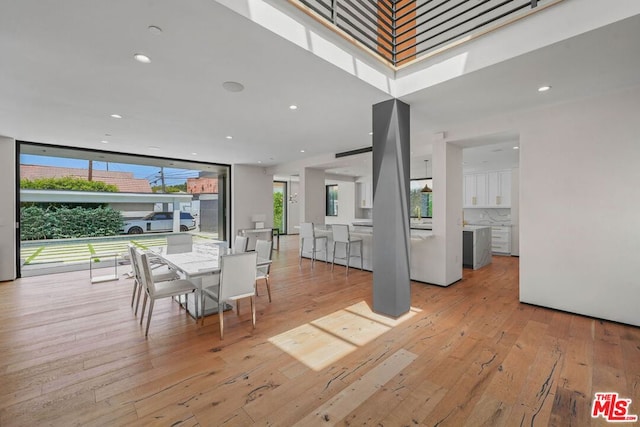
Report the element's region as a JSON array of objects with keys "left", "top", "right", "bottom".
[
  {"left": 134, "top": 282, "right": 143, "bottom": 315},
  {"left": 331, "top": 241, "right": 336, "bottom": 271},
  {"left": 236, "top": 300, "right": 240, "bottom": 315},
  {"left": 145, "top": 299, "right": 155, "bottom": 337},
  {"left": 311, "top": 240, "right": 316, "bottom": 268},
  {"left": 251, "top": 296, "right": 256, "bottom": 328},
  {"left": 192, "top": 292, "right": 198, "bottom": 321},
  {"left": 265, "top": 277, "right": 272, "bottom": 303},
  {"left": 360, "top": 242, "right": 363, "bottom": 270},
  {"left": 346, "top": 242, "right": 350, "bottom": 275},
  {"left": 219, "top": 303, "right": 225, "bottom": 339},
  {"left": 140, "top": 293, "right": 148, "bottom": 325},
  {"left": 299, "top": 237, "right": 304, "bottom": 266},
  {"left": 201, "top": 292, "right": 206, "bottom": 326},
  {"left": 131, "top": 279, "right": 138, "bottom": 308}
]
